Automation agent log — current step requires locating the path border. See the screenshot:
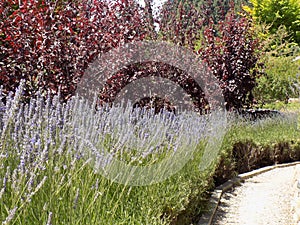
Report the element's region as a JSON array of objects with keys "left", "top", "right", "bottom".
[{"left": 197, "top": 161, "right": 300, "bottom": 225}]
